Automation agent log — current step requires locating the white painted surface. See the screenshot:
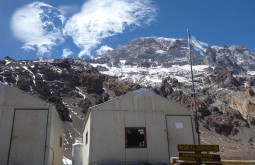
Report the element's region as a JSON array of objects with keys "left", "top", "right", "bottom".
[{"left": 90, "top": 111, "right": 125, "bottom": 164}]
